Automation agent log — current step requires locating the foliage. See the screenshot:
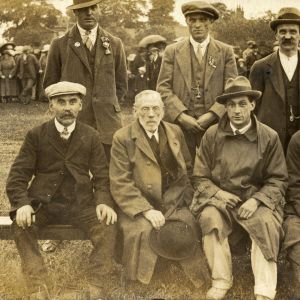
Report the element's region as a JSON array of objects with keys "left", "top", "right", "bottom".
[
  {"left": 0, "top": 0, "right": 62, "bottom": 47},
  {"left": 148, "top": 0, "right": 177, "bottom": 27}
]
